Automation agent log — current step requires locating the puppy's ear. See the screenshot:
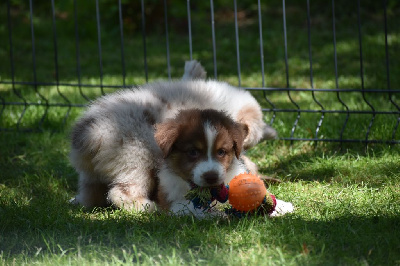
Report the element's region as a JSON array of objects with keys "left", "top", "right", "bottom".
[
  {"left": 154, "top": 121, "right": 180, "bottom": 158},
  {"left": 232, "top": 123, "right": 248, "bottom": 159}
]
